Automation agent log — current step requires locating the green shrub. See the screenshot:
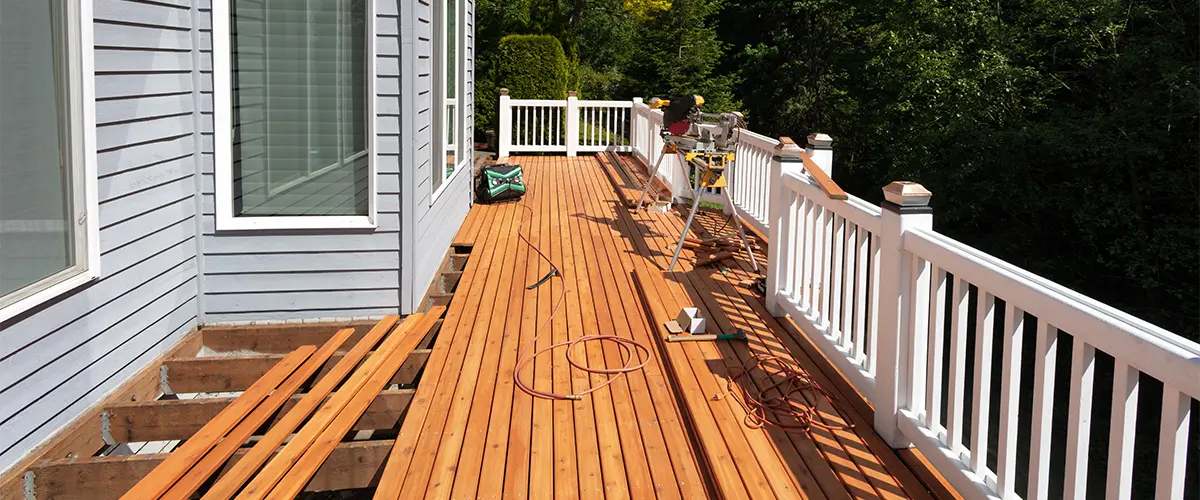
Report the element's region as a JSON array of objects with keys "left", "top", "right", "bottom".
[{"left": 498, "top": 35, "right": 569, "bottom": 100}]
